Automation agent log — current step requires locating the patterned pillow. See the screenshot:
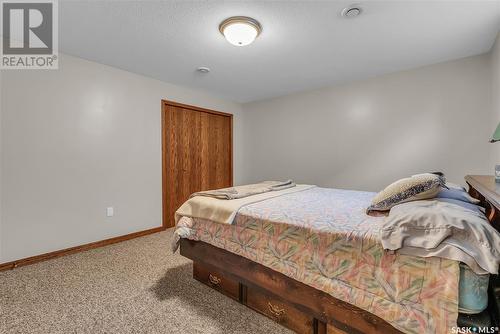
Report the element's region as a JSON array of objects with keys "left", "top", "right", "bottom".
[
  {"left": 367, "top": 174, "right": 445, "bottom": 213},
  {"left": 412, "top": 172, "right": 446, "bottom": 184}
]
